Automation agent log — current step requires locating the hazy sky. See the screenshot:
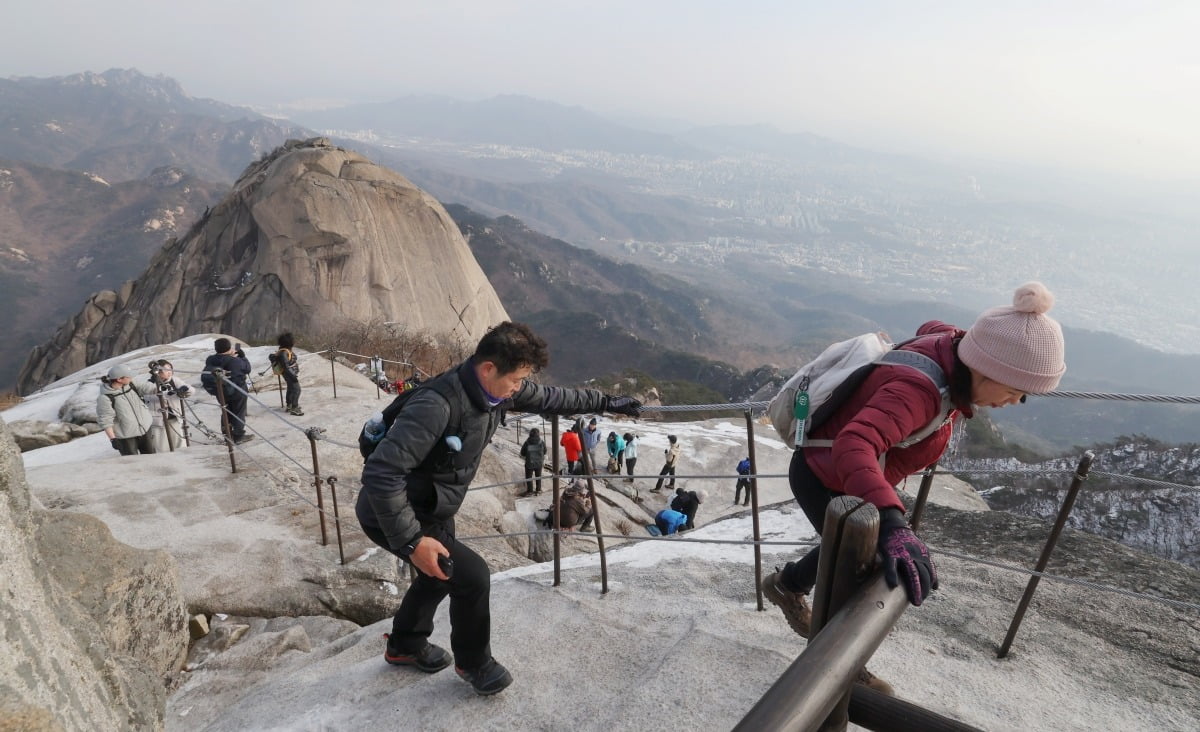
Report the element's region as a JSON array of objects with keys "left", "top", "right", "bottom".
[{"left": 6, "top": 1, "right": 1198, "bottom": 180}]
